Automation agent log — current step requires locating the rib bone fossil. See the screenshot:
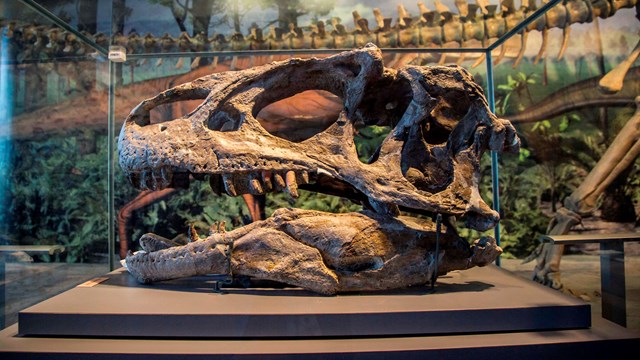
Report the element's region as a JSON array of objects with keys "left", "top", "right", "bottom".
[{"left": 118, "top": 44, "right": 520, "bottom": 294}]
